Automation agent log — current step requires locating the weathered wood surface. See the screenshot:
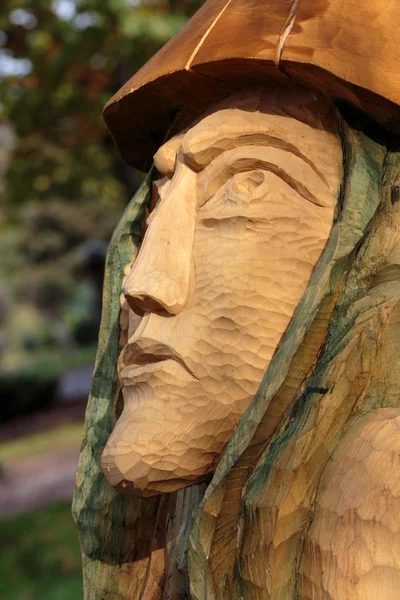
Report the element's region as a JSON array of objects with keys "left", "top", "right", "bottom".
[
  {"left": 103, "top": 0, "right": 400, "bottom": 170},
  {"left": 72, "top": 175, "right": 161, "bottom": 599},
  {"left": 188, "top": 130, "right": 400, "bottom": 599},
  {"left": 74, "top": 0, "right": 400, "bottom": 594},
  {"left": 74, "top": 101, "right": 400, "bottom": 599}
]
